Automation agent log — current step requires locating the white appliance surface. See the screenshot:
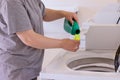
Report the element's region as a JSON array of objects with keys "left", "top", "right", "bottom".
[{"left": 40, "top": 50, "right": 120, "bottom": 80}]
